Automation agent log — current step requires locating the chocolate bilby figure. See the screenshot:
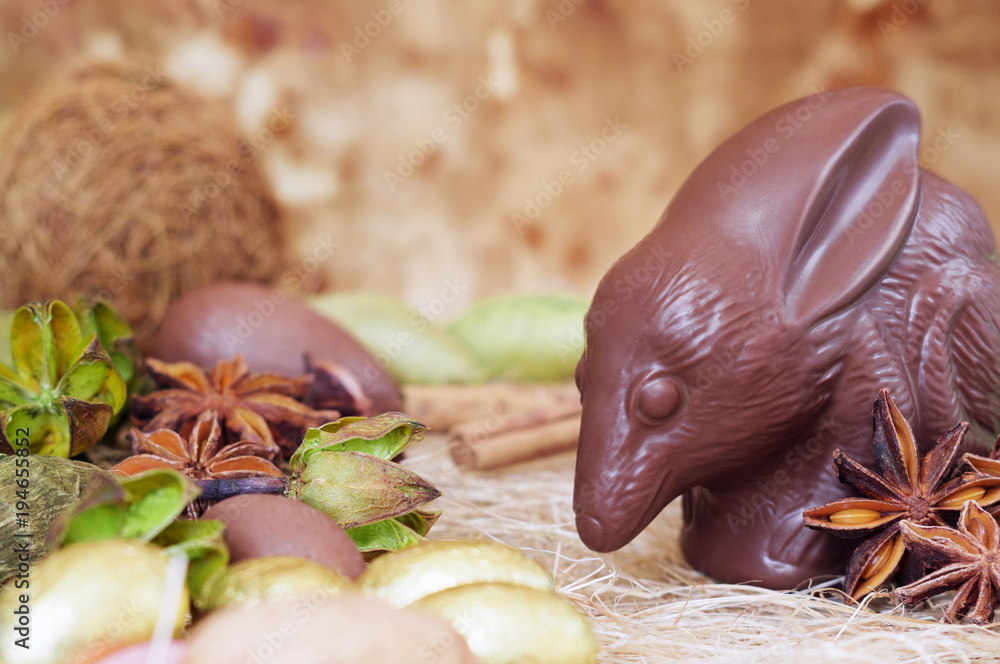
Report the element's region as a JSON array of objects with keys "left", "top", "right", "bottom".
[{"left": 573, "top": 87, "right": 1000, "bottom": 588}]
